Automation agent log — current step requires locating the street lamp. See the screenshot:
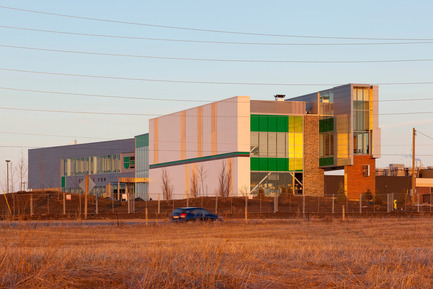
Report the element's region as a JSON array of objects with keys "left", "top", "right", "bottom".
[{"left": 5, "top": 160, "right": 10, "bottom": 194}]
